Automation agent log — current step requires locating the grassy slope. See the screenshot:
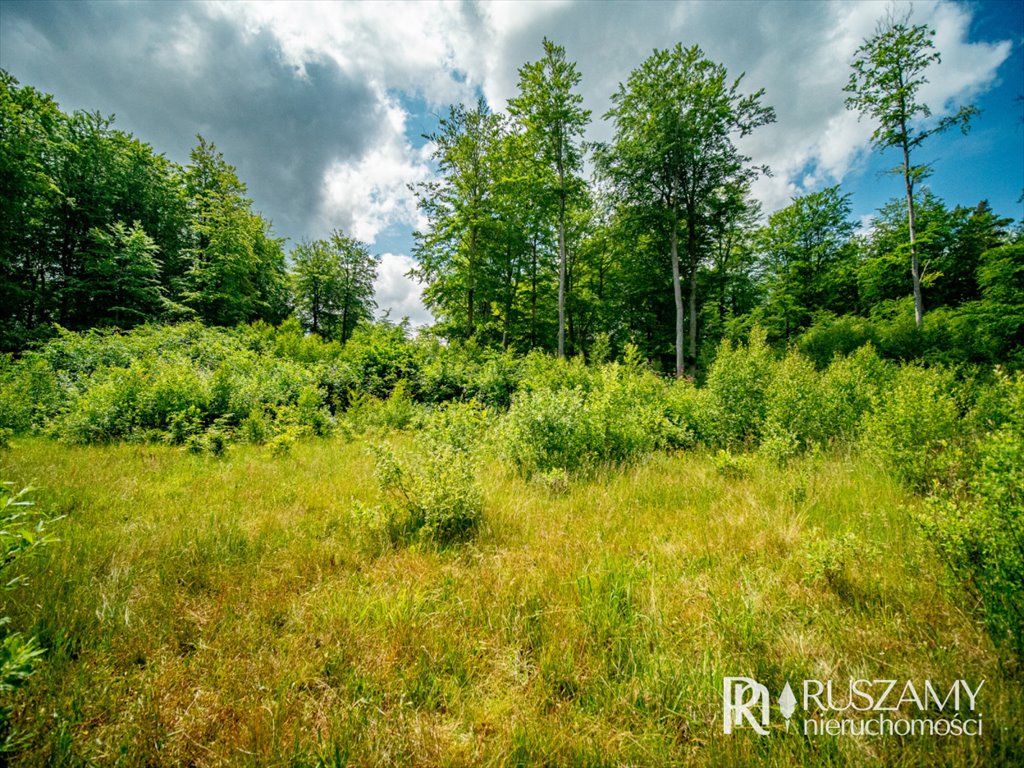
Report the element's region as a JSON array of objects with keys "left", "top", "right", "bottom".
[{"left": 1, "top": 437, "right": 1020, "bottom": 766}]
